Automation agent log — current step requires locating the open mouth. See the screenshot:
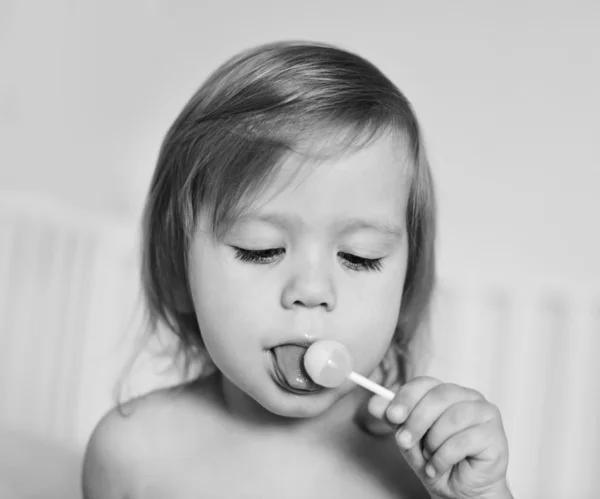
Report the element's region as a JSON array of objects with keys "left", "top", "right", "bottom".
[{"left": 270, "top": 345, "right": 322, "bottom": 395}]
